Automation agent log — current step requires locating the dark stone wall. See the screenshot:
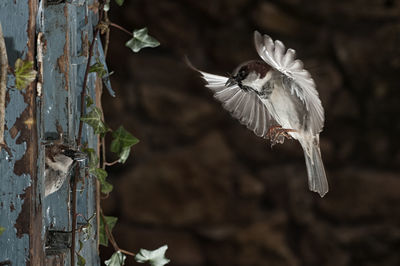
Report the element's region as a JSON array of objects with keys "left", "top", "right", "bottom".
[{"left": 100, "top": 1, "right": 400, "bottom": 265}]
